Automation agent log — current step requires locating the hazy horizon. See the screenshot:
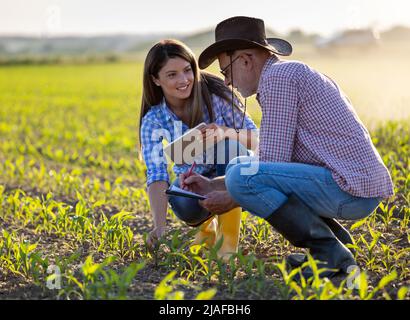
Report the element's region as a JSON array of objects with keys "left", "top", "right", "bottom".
[{"left": 1, "top": 0, "right": 409, "bottom": 38}]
